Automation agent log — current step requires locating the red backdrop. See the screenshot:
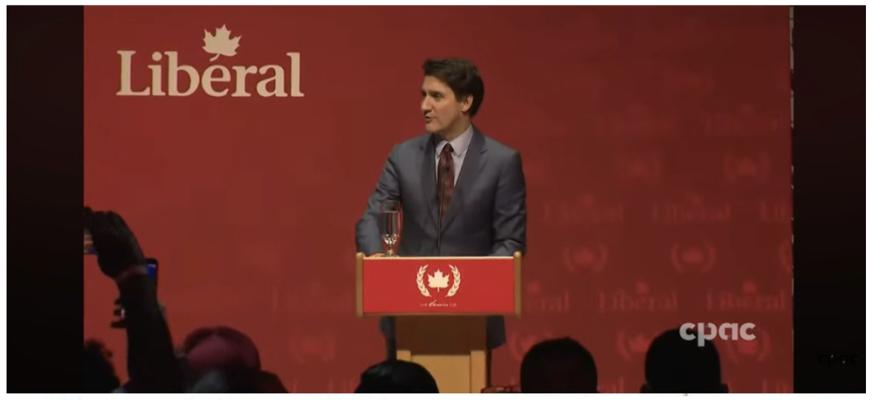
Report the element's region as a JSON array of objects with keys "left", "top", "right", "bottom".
[{"left": 84, "top": 6, "right": 793, "bottom": 392}]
